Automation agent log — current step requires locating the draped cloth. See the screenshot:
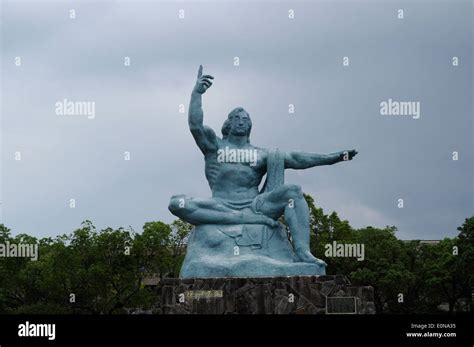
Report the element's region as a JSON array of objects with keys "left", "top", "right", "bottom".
[{"left": 261, "top": 148, "right": 285, "bottom": 193}]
